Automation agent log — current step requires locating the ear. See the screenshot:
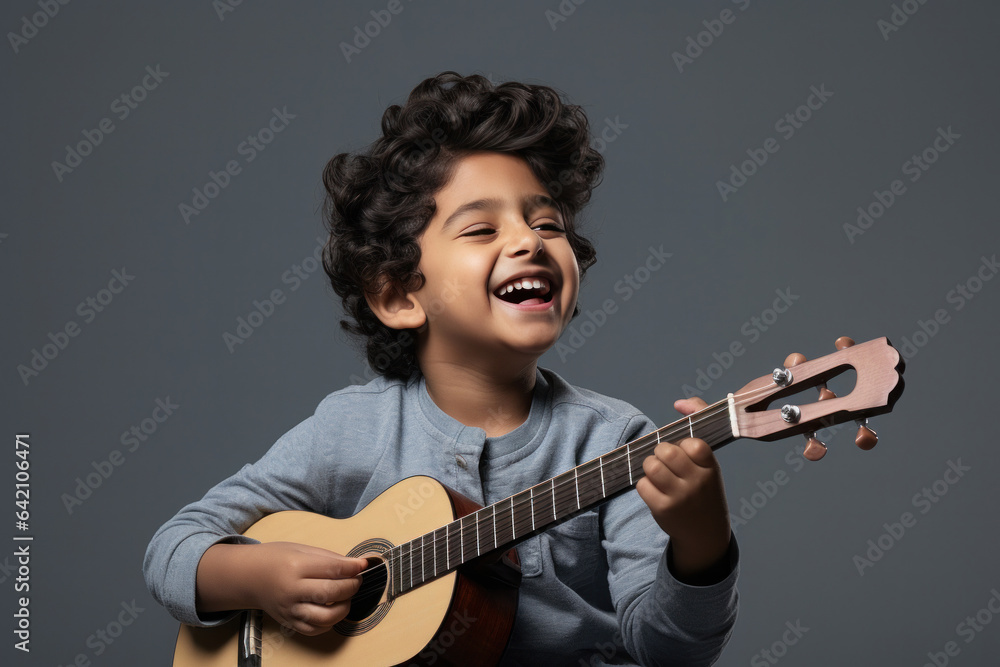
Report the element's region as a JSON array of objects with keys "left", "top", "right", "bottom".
[{"left": 365, "top": 279, "right": 427, "bottom": 331}]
